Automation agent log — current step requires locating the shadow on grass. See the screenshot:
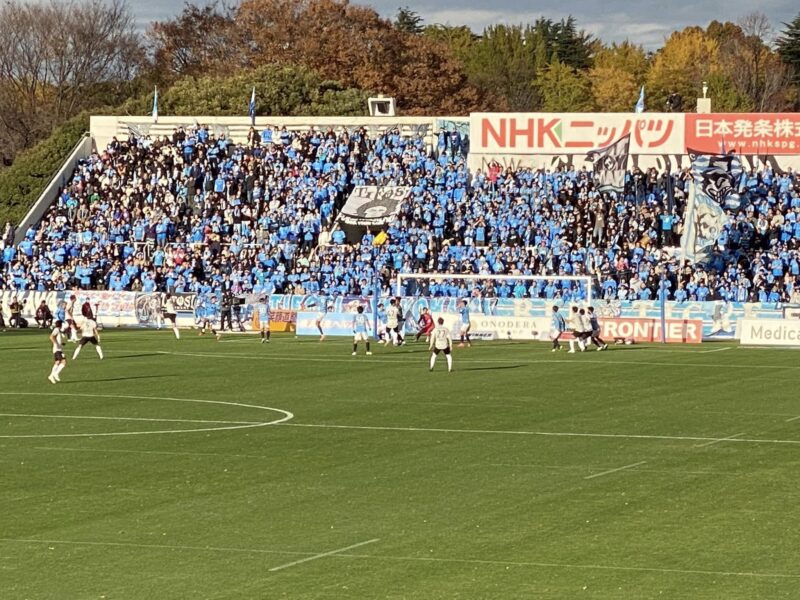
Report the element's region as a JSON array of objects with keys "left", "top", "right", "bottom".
[
  {"left": 104, "top": 353, "right": 165, "bottom": 360},
  {"left": 459, "top": 364, "right": 526, "bottom": 372}
]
